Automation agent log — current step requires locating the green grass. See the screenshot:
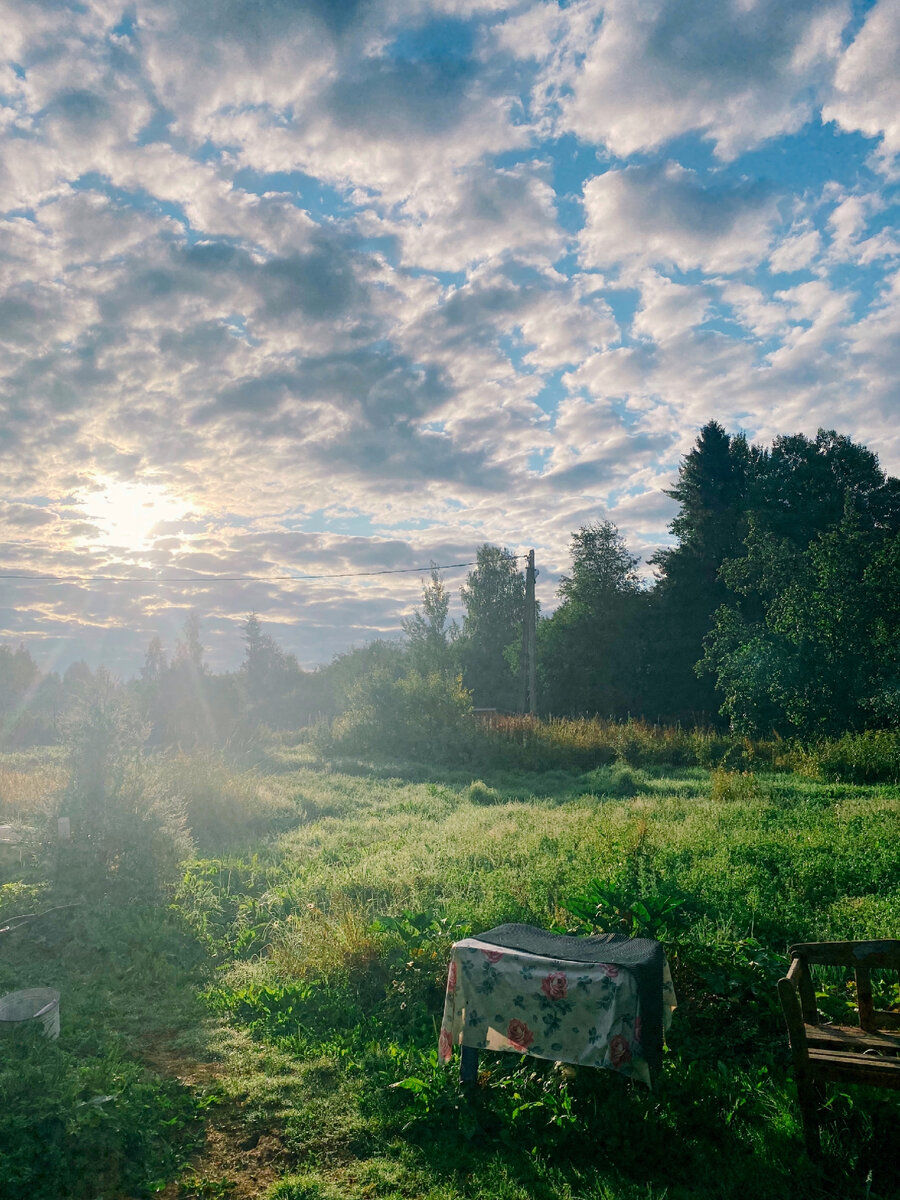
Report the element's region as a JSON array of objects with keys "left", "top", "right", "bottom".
[{"left": 2, "top": 750, "right": 900, "bottom": 1198}]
